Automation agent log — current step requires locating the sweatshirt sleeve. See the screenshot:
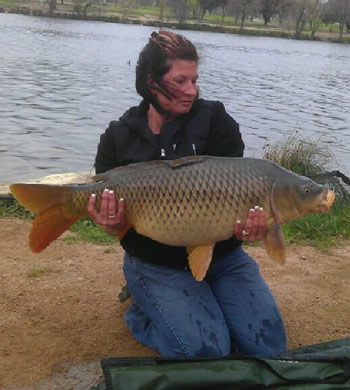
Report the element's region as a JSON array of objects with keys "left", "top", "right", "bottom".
[
  {"left": 94, "top": 121, "right": 118, "bottom": 174},
  {"left": 208, "top": 102, "right": 245, "bottom": 157}
]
